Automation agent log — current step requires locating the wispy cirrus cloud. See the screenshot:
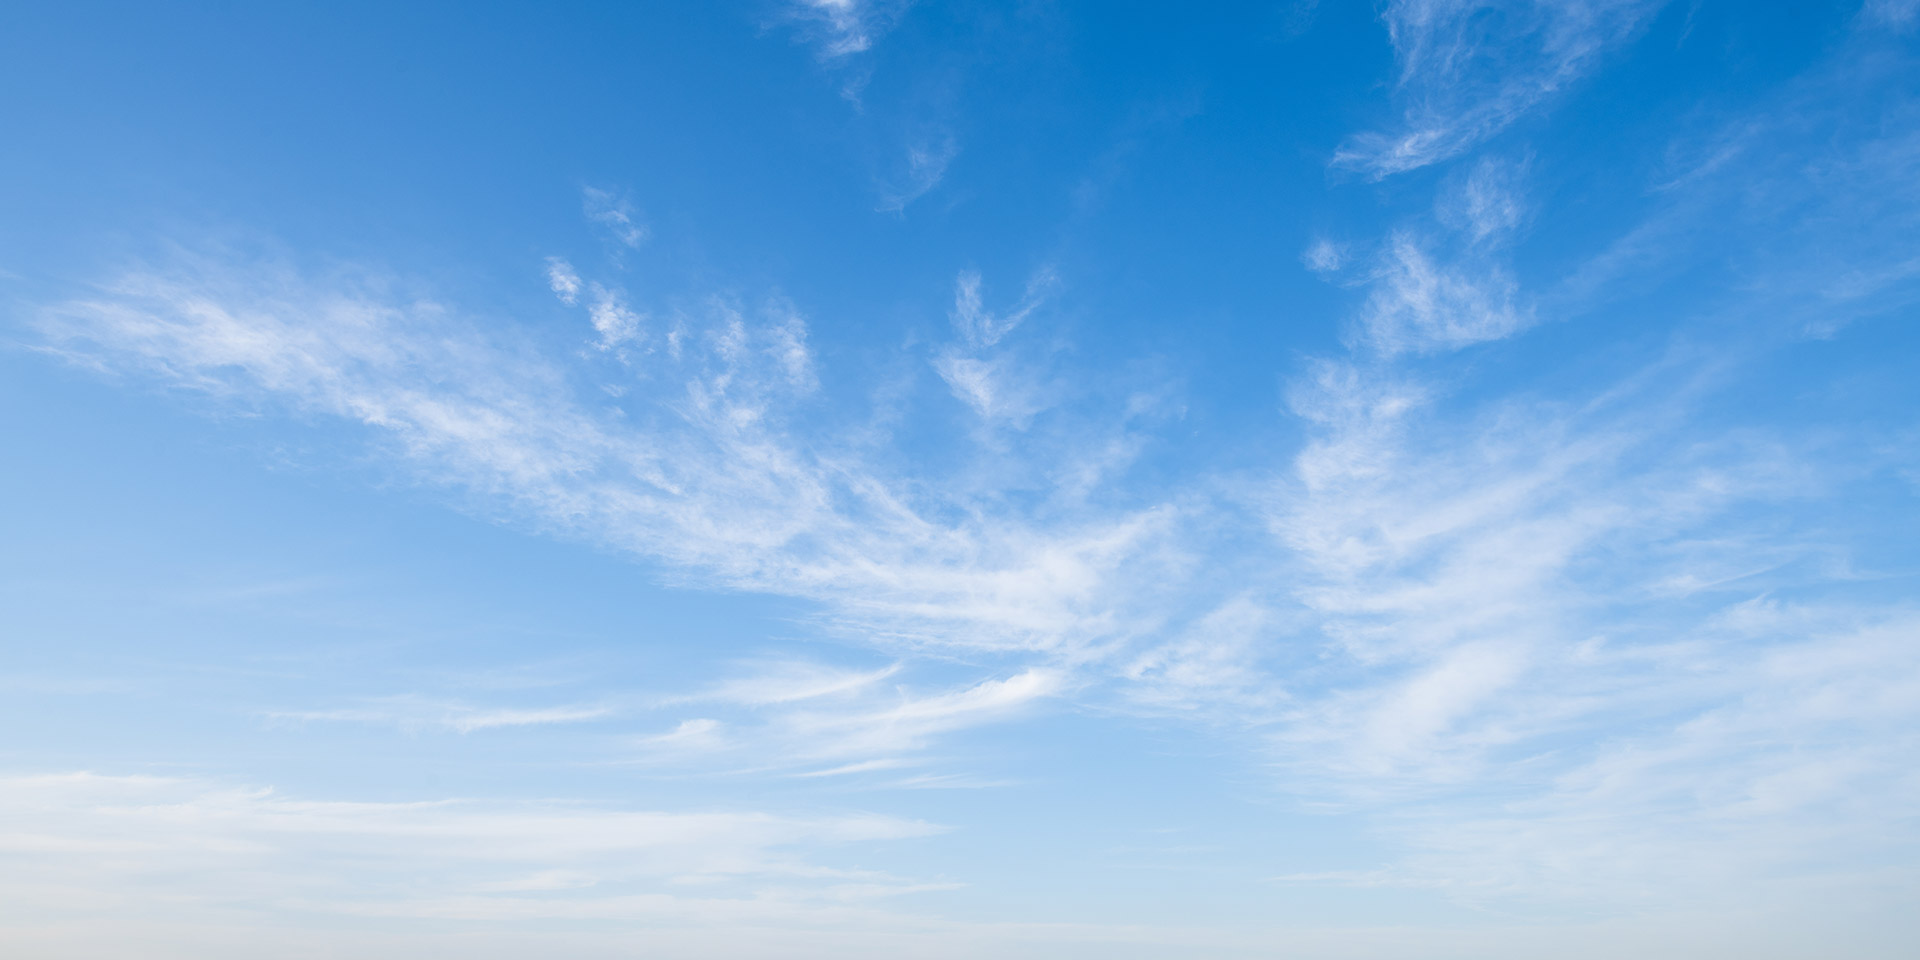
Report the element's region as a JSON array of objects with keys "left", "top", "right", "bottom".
[
  {"left": 1301, "top": 237, "right": 1349, "bottom": 275},
  {"left": 1377, "top": 605, "right": 1920, "bottom": 915},
  {"left": 933, "top": 266, "right": 1062, "bottom": 426},
  {"left": 545, "top": 257, "right": 582, "bottom": 305},
  {"left": 32, "top": 157, "right": 1920, "bottom": 922},
  {"left": 636, "top": 658, "right": 1061, "bottom": 778},
  {"left": 272, "top": 695, "right": 615, "bottom": 733},
  {"left": 1864, "top": 0, "right": 1920, "bottom": 28},
  {"left": 780, "top": 0, "right": 909, "bottom": 60},
  {"left": 685, "top": 659, "right": 903, "bottom": 707},
  {"left": 1312, "top": 154, "right": 1534, "bottom": 356},
  {"left": 1353, "top": 231, "right": 1529, "bottom": 355},
  {"left": 0, "top": 771, "right": 949, "bottom": 943},
  {"left": 1235, "top": 29, "right": 1920, "bottom": 908},
  {"left": 32, "top": 246, "right": 1186, "bottom": 678},
  {"left": 582, "top": 187, "right": 646, "bottom": 249},
  {"left": 876, "top": 135, "right": 958, "bottom": 213},
  {"left": 26, "top": 21, "right": 1920, "bottom": 924},
  {"left": 774, "top": 668, "right": 1061, "bottom": 764},
  {"left": 1436, "top": 155, "right": 1529, "bottom": 243},
  {"left": 584, "top": 281, "right": 646, "bottom": 352},
  {"left": 1335, "top": 0, "right": 1665, "bottom": 178},
  {"left": 1268, "top": 347, "right": 1779, "bottom": 786}
]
